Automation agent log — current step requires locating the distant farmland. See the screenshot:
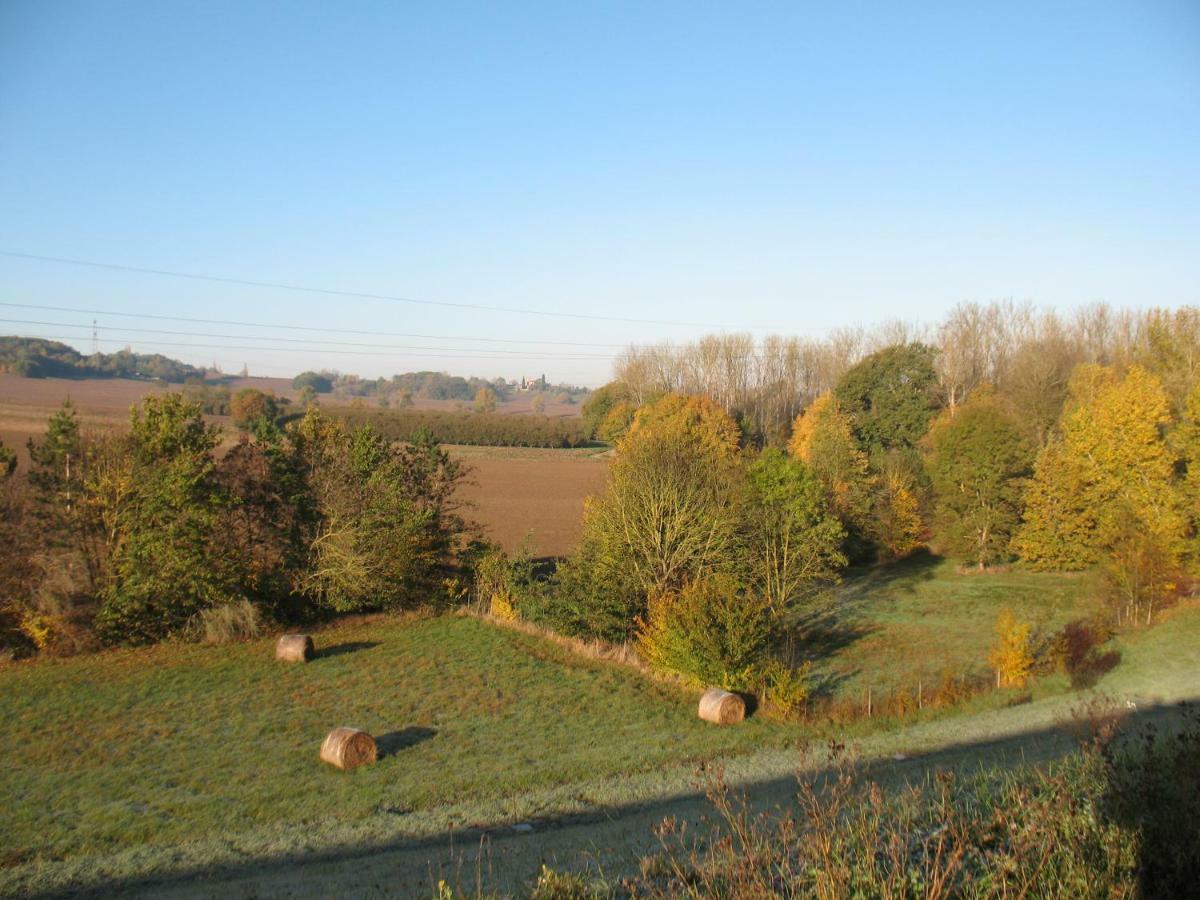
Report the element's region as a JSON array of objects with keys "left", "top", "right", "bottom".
[{"left": 0, "top": 373, "right": 605, "bottom": 556}]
